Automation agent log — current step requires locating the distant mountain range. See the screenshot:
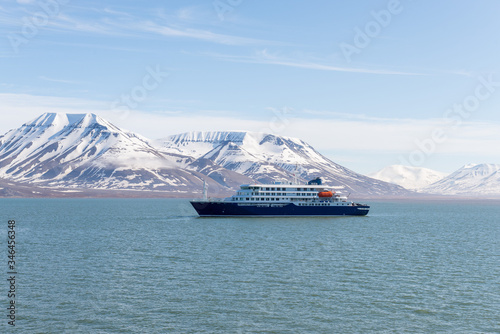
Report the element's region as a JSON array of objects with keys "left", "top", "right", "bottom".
[
  {"left": 423, "top": 163, "right": 500, "bottom": 196},
  {"left": 369, "top": 163, "right": 500, "bottom": 198},
  {"left": 369, "top": 165, "right": 448, "bottom": 191},
  {"left": 0, "top": 113, "right": 409, "bottom": 198}
]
